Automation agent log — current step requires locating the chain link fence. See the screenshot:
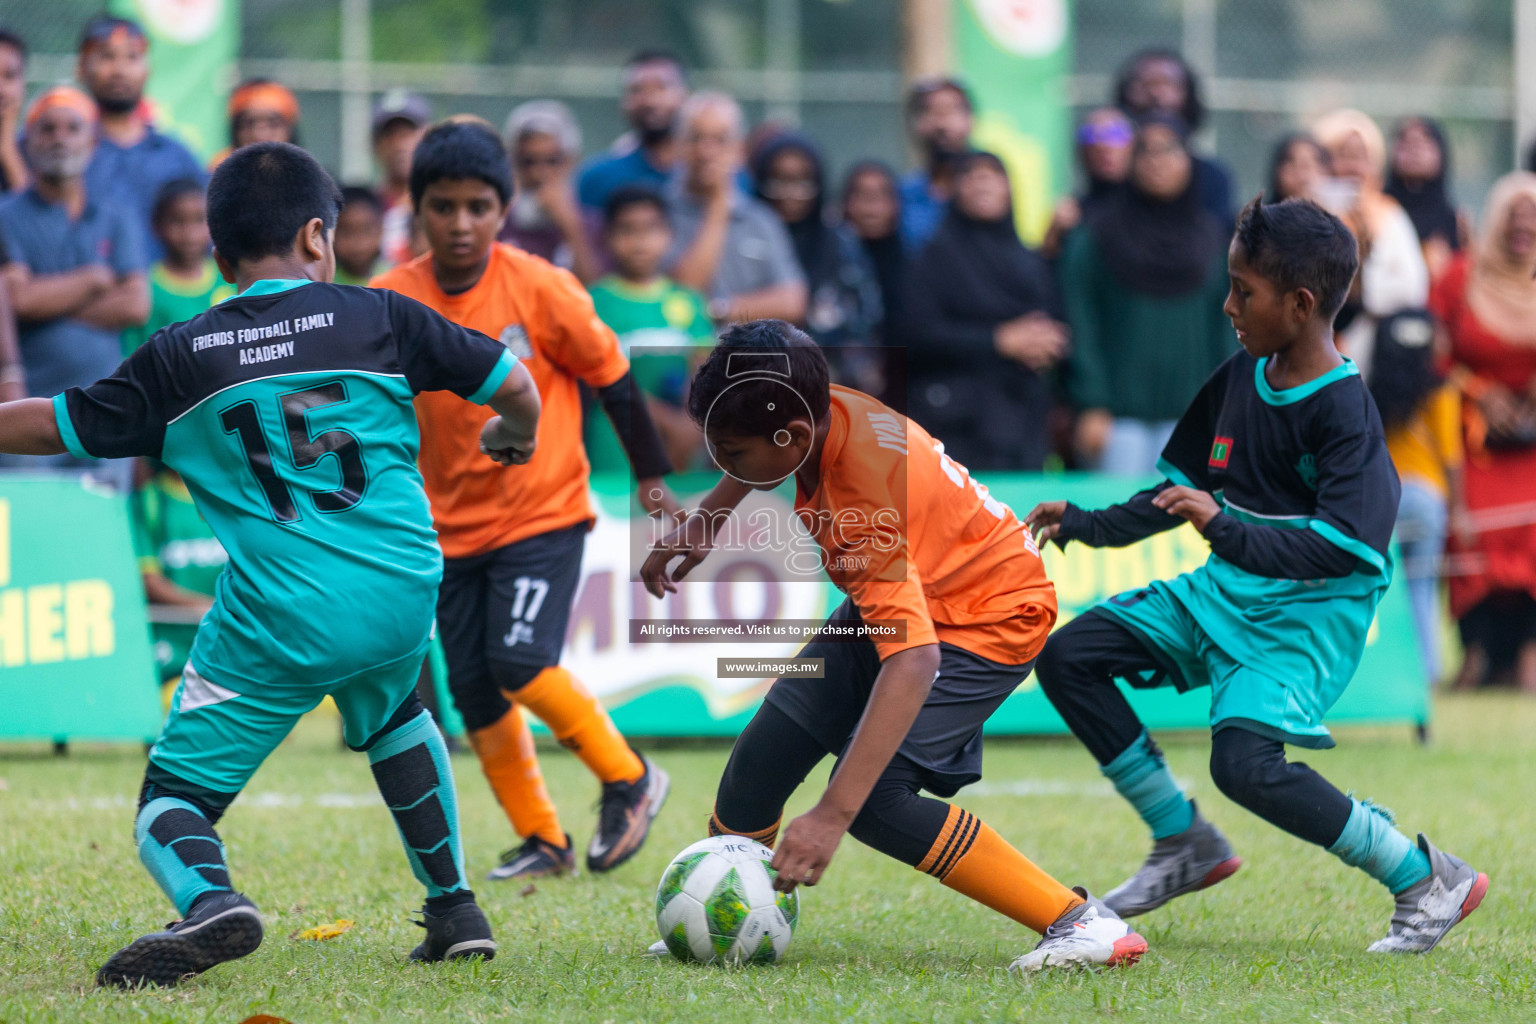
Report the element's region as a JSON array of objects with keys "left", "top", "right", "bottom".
[{"left": 8, "top": 0, "right": 1523, "bottom": 211}]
